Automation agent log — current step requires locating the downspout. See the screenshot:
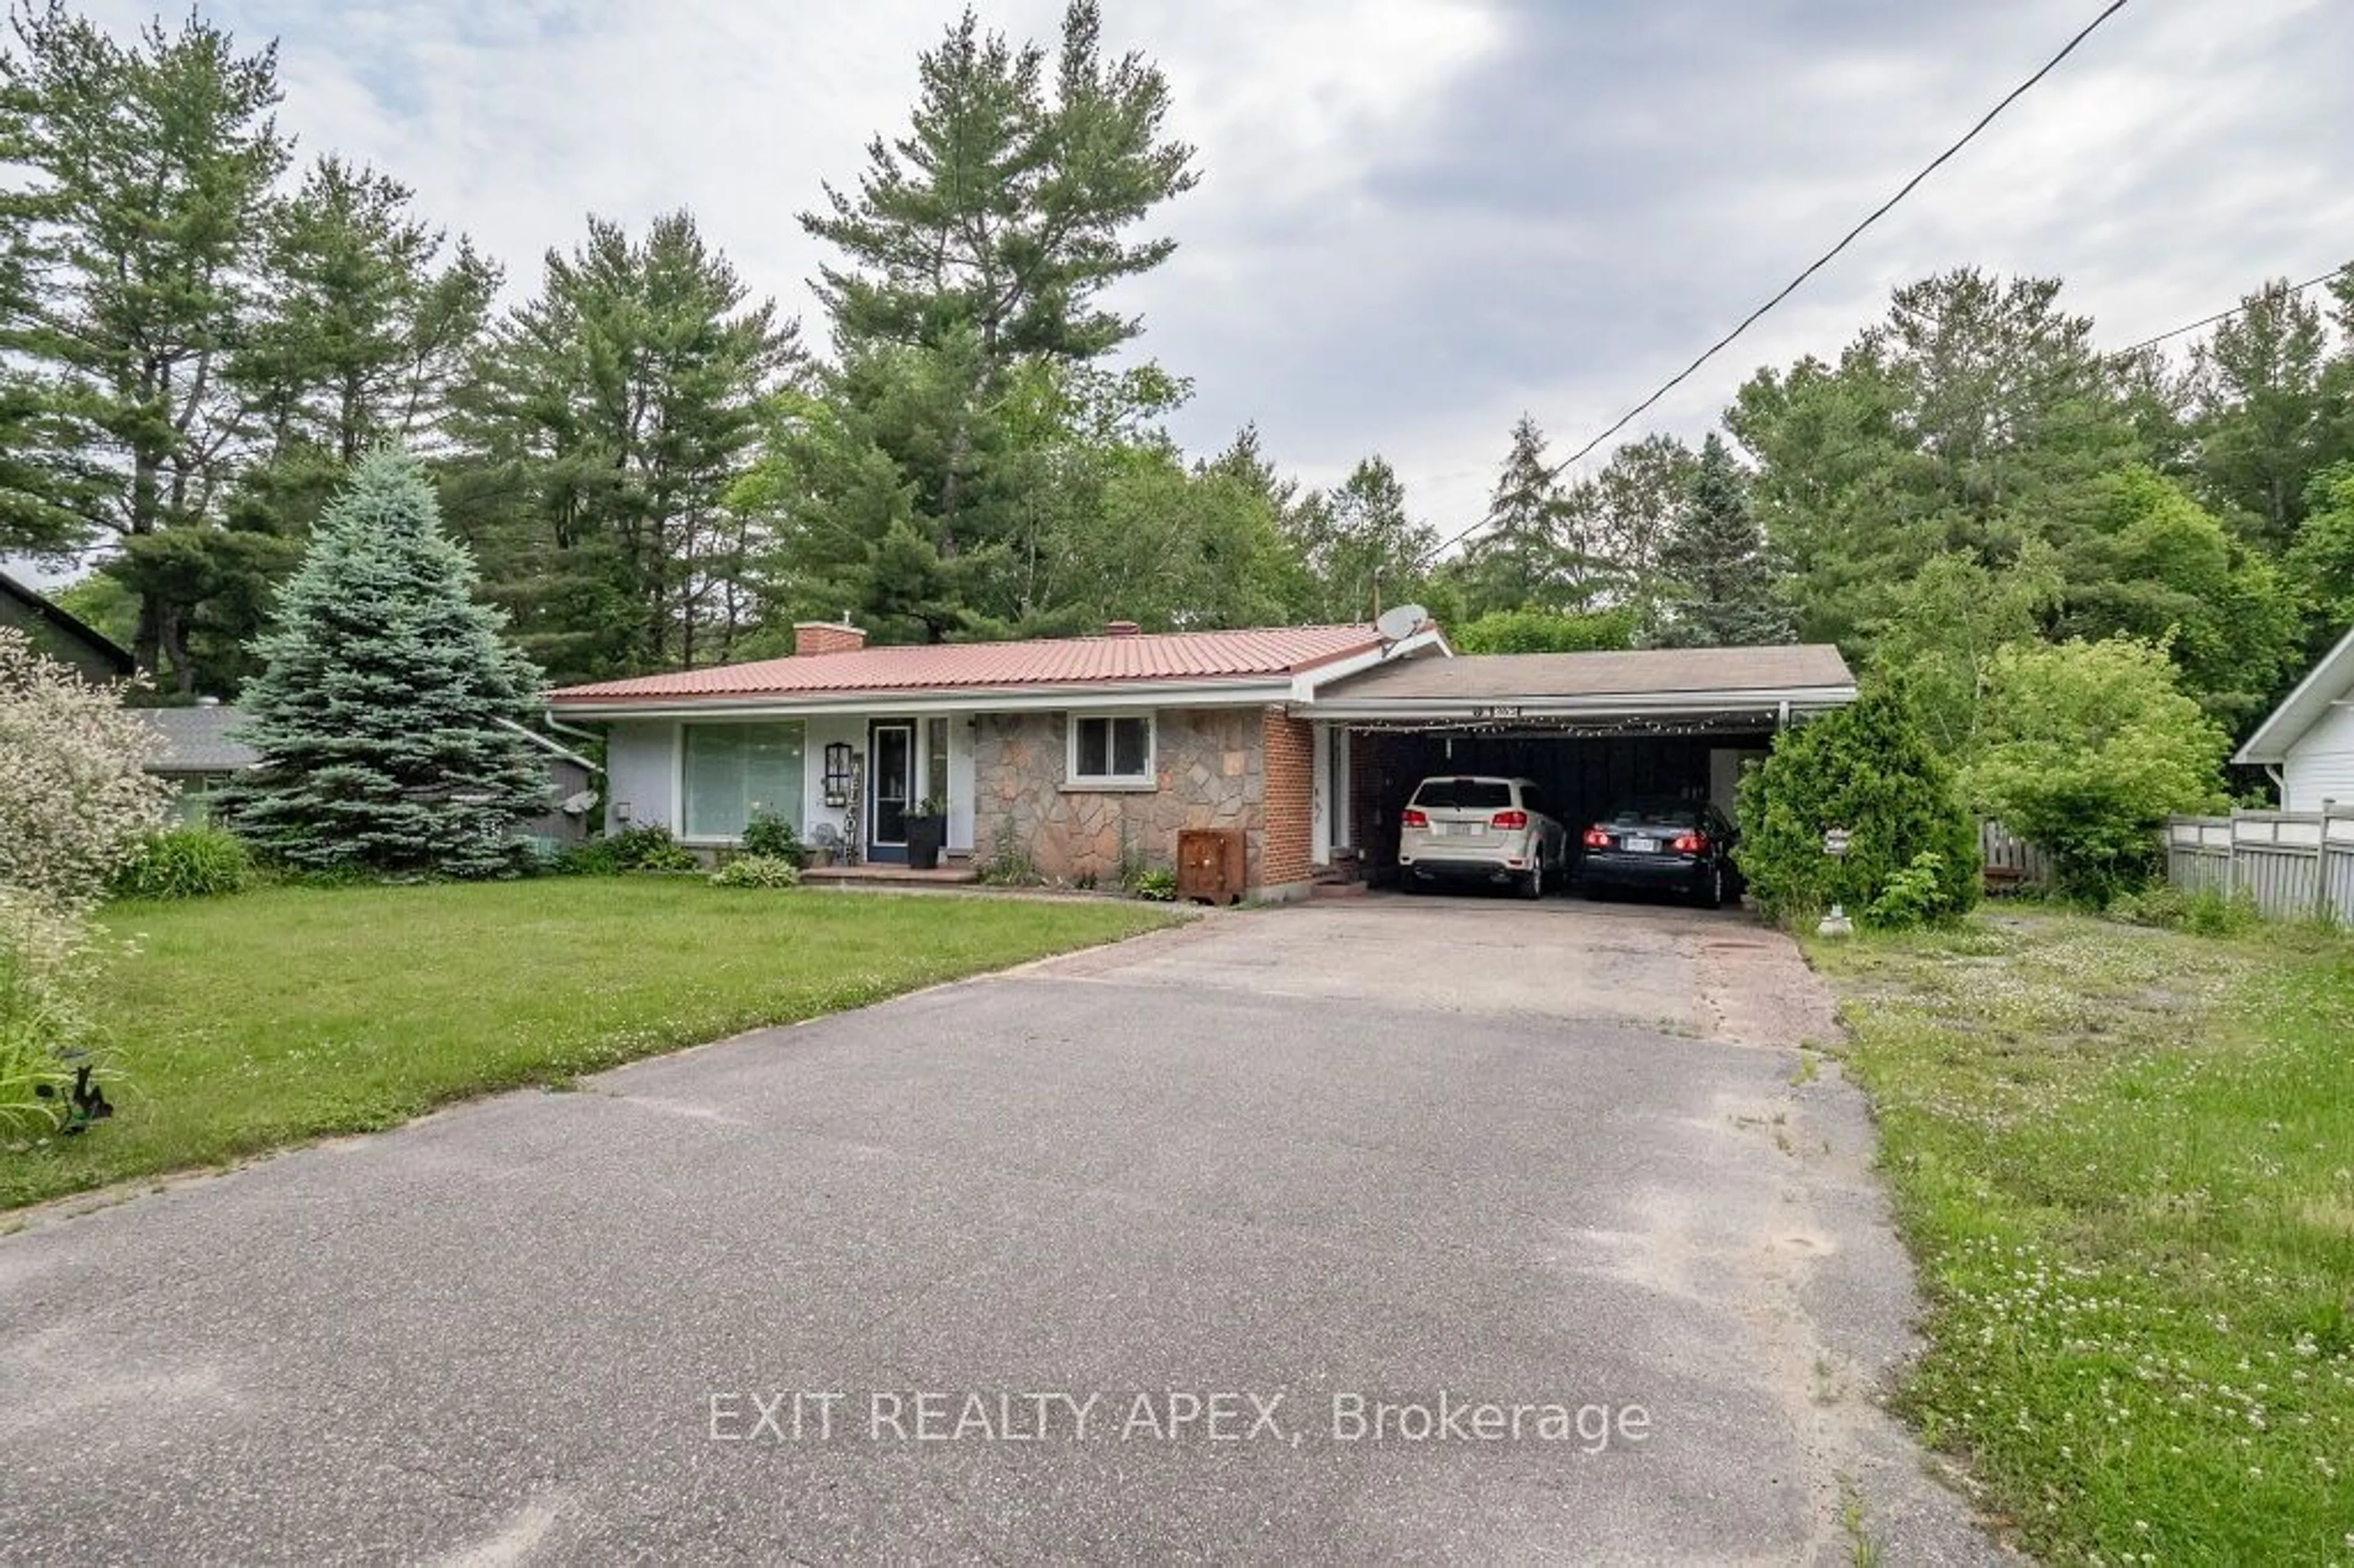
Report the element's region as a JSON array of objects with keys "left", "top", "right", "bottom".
[{"left": 544, "top": 709, "right": 605, "bottom": 761}]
